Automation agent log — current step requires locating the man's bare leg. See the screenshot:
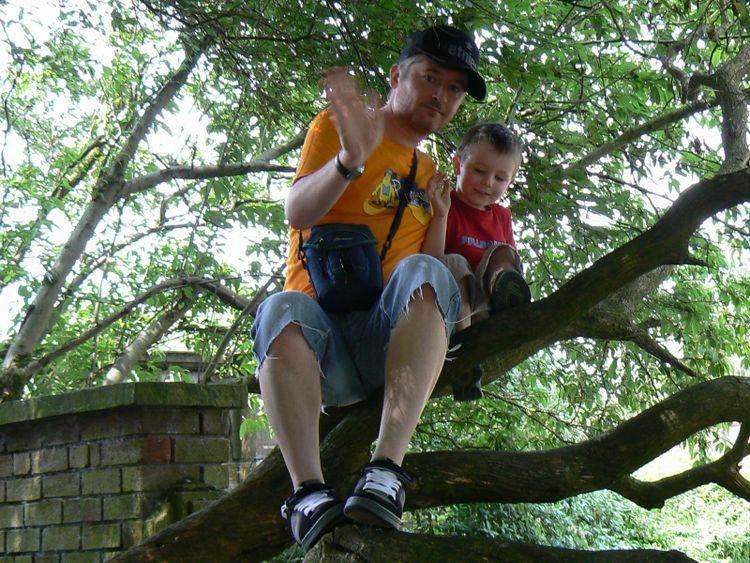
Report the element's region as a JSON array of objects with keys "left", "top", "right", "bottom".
[
  {"left": 372, "top": 285, "right": 447, "bottom": 464},
  {"left": 258, "top": 323, "right": 324, "bottom": 489}
]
